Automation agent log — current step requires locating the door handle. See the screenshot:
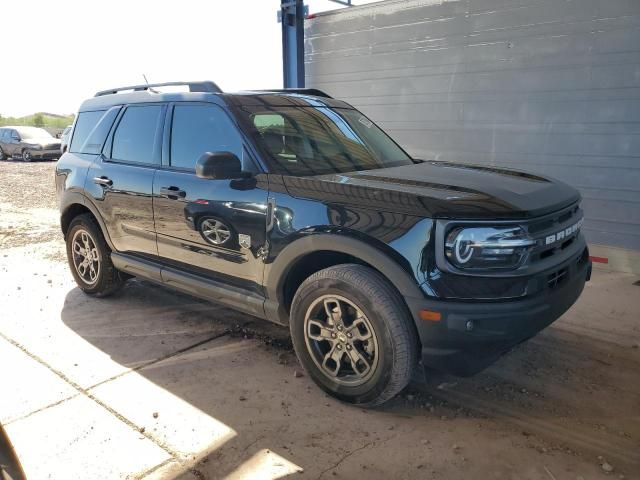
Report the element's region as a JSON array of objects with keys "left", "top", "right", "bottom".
[
  {"left": 93, "top": 176, "right": 113, "bottom": 187},
  {"left": 160, "top": 186, "right": 186, "bottom": 198}
]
